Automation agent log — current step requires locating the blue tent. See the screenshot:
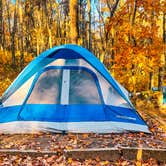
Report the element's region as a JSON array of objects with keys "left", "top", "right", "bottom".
[{"left": 0, "top": 44, "right": 150, "bottom": 133}]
